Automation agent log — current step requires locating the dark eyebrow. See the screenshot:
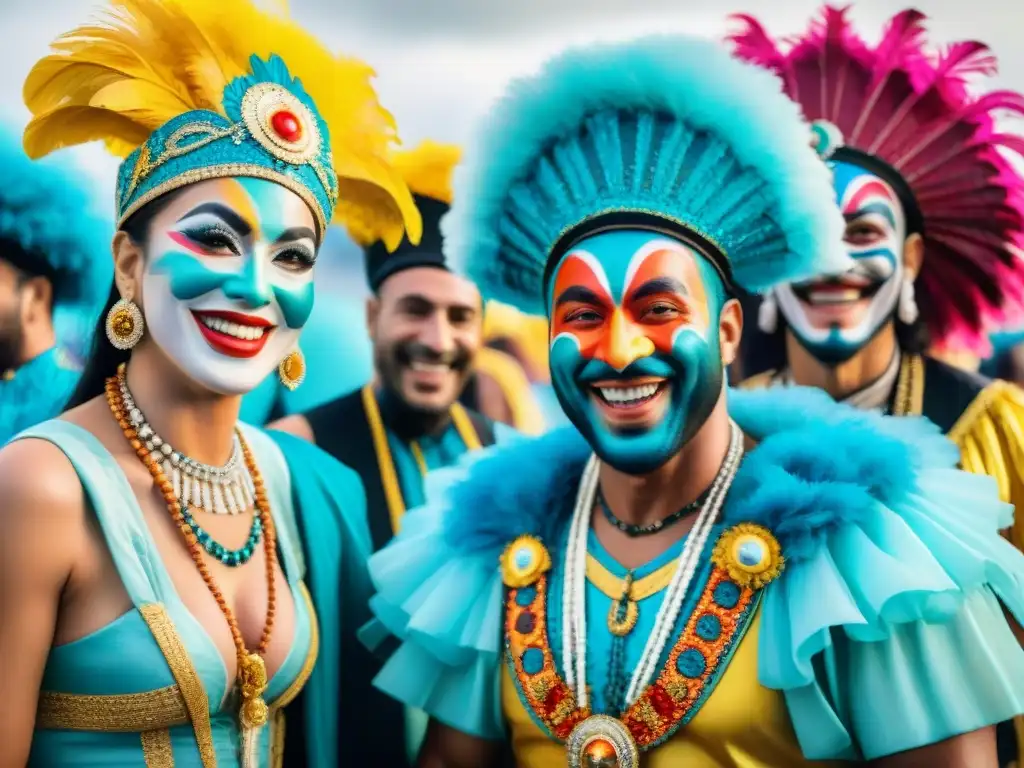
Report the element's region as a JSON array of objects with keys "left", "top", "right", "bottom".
[
  {"left": 275, "top": 226, "right": 316, "bottom": 244},
  {"left": 176, "top": 202, "right": 252, "bottom": 237},
  {"left": 555, "top": 285, "right": 605, "bottom": 307},
  {"left": 629, "top": 277, "right": 688, "bottom": 301}
]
